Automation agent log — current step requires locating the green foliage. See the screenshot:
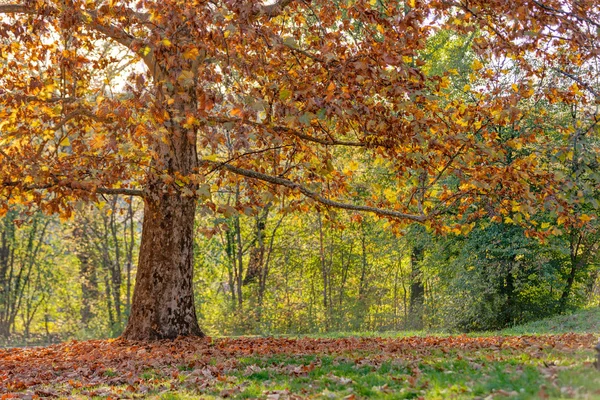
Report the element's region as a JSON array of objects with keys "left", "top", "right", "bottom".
[{"left": 428, "top": 223, "right": 565, "bottom": 331}]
